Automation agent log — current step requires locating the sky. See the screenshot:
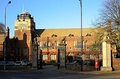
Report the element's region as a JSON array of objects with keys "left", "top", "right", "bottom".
[{"left": 0, "top": 0, "right": 103, "bottom": 37}]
